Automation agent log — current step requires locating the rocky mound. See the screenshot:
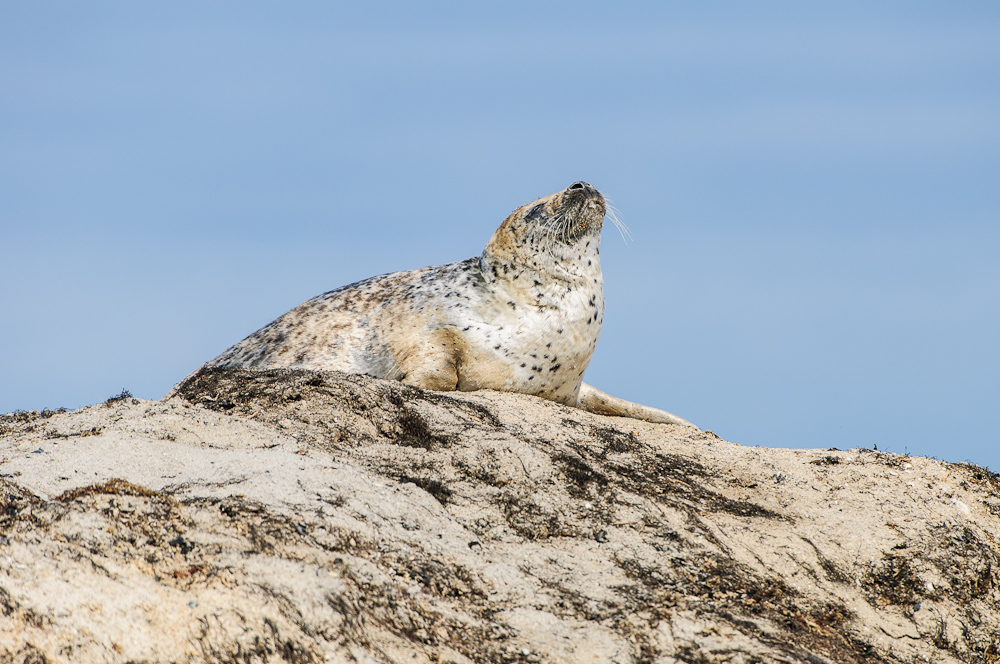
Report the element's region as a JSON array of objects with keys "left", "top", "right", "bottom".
[{"left": 1, "top": 369, "right": 998, "bottom": 663}]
